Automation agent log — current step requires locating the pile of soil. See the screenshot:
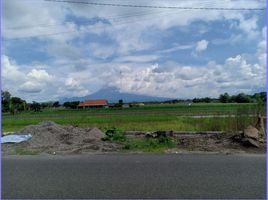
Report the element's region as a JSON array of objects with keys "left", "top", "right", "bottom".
[{"left": 2, "top": 121, "right": 123, "bottom": 155}]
